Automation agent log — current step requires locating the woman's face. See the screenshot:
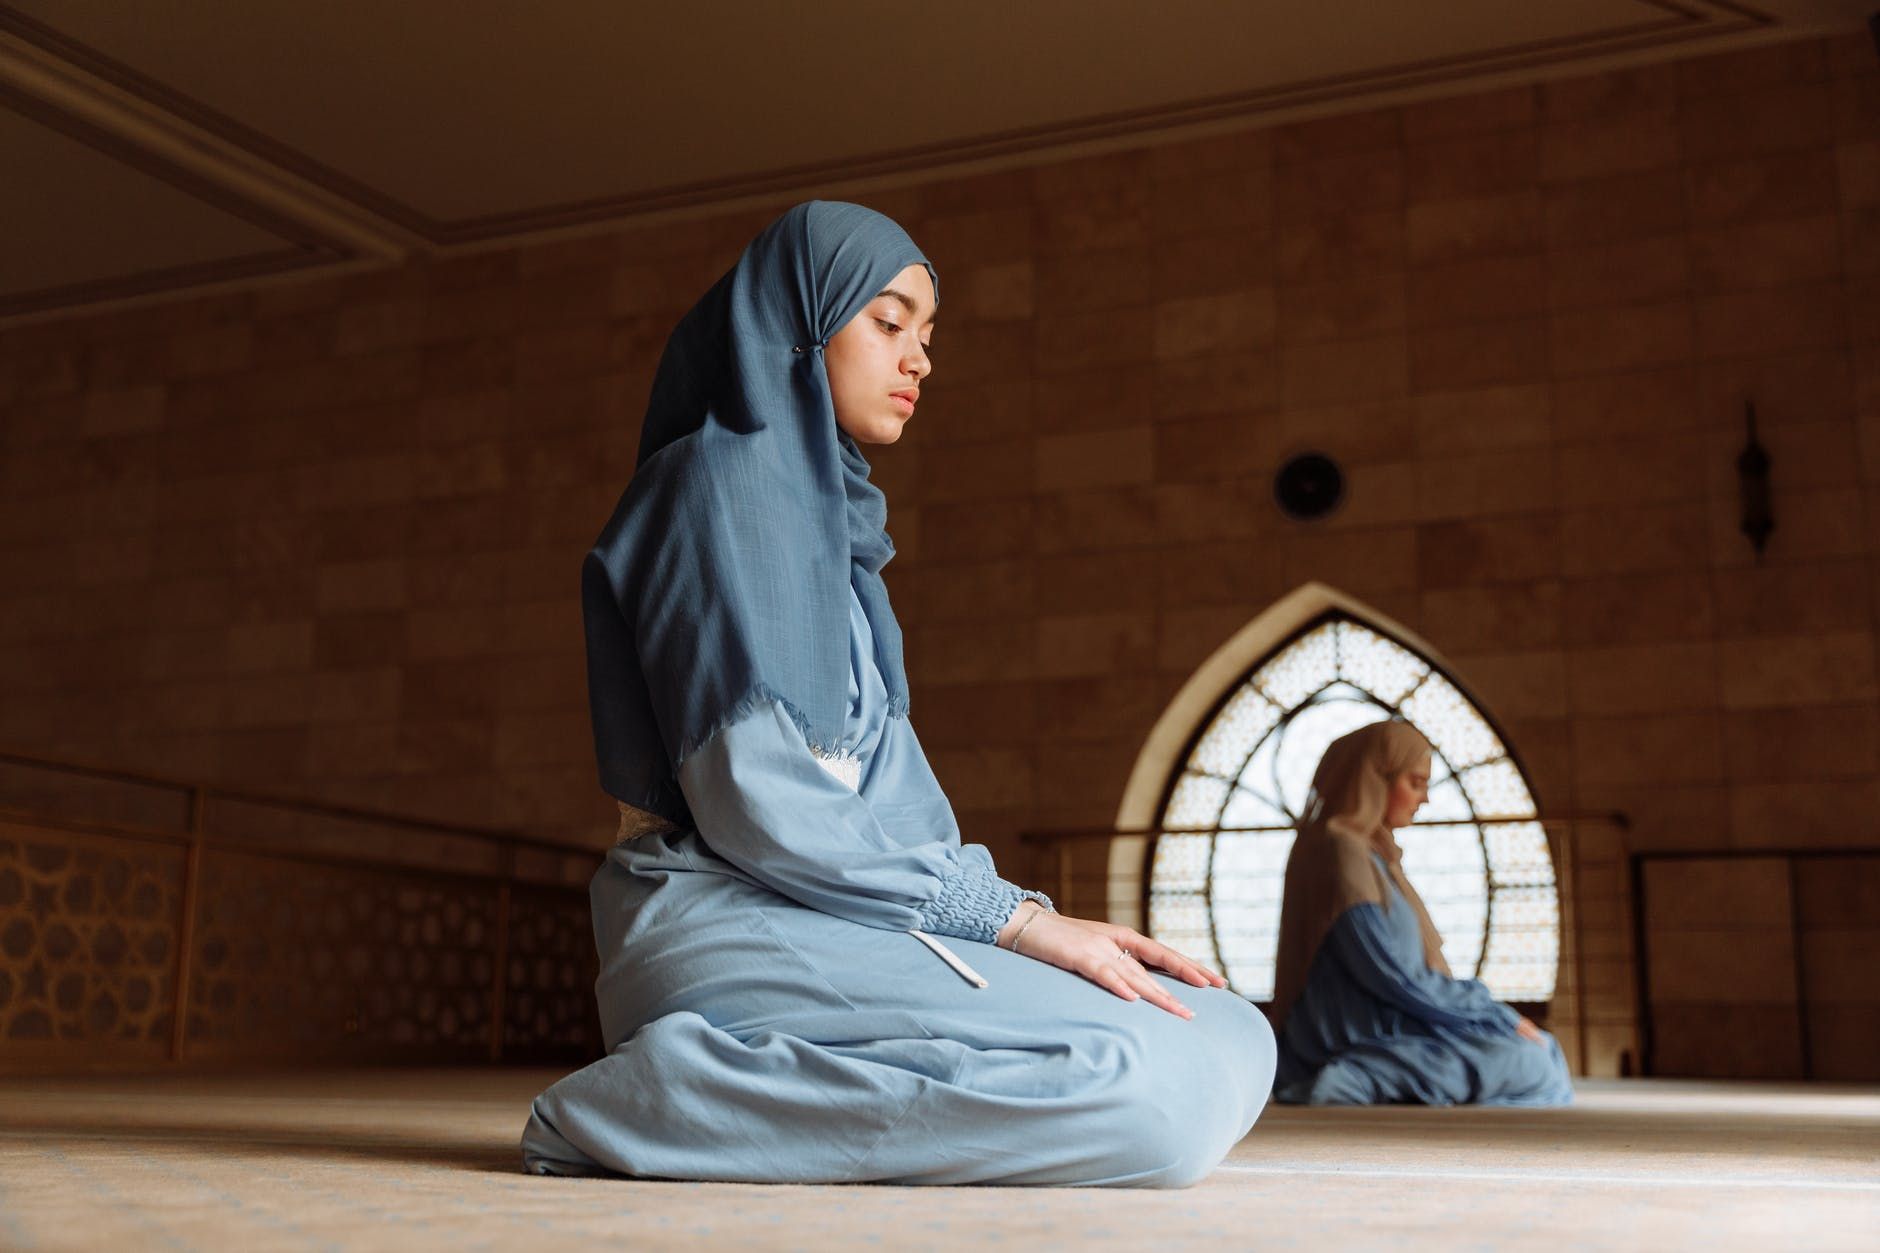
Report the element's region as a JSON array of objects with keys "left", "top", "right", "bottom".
[
  {"left": 1384, "top": 762, "right": 1430, "bottom": 830},
  {"left": 825, "top": 263, "right": 934, "bottom": 445}
]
